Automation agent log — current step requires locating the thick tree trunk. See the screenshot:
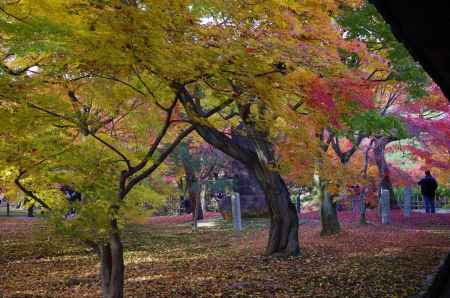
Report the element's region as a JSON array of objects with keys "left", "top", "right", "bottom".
[
  {"left": 184, "top": 164, "right": 203, "bottom": 221},
  {"left": 177, "top": 86, "right": 299, "bottom": 256},
  {"left": 423, "top": 251, "right": 450, "bottom": 298},
  {"left": 313, "top": 171, "right": 340, "bottom": 236},
  {"left": 251, "top": 165, "right": 300, "bottom": 256},
  {"left": 320, "top": 193, "right": 340, "bottom": 236},
  {"left": 100, "top": 222, "right": 124, "bottom": 298}
]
